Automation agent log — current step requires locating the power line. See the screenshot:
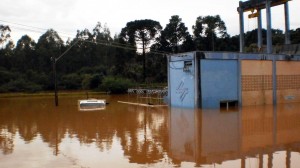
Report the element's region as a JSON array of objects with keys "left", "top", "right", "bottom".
[
  {"left": 0, "top": 19, "right": 170, "bottom": 55},
  {"left": 9, "top": 25, "right": 73, "bottom": 40},
  {"left": 0, "top": 19, "right": 48, "bottom": 31},
  {"left": 8, "top": 25, "right": 51, "bottom": 35},
  {"left": 84, "top": 39, "right": 169, "bottom": 55},
  {"left": 0, "top": 19, "right": 74, "bottom": 38}
]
